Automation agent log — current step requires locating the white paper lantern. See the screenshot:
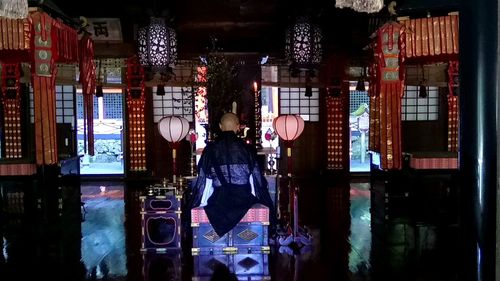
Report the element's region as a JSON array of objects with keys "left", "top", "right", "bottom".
[{"left": 158, "top": 115, "right": 190, "bottom": 144}]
